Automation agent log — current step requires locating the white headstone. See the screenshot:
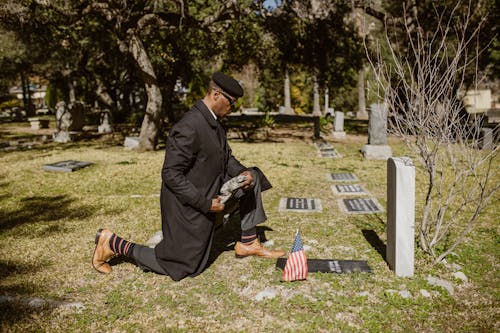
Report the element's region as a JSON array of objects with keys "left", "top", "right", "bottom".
[
  {"left": 313, "top": 80, "right": 321, "bottom": 116},
  {"left": 98, "top": 110, "right": 113, "bottom": 134},
  {"left": 332, "top": 111, "right": 346, "bottom": 139},
  {"left": 28, "top": 117, "right": 49, "bottom": 130},
  {"left": 324, "top": 89, "right": 329, "bottom": 116},
  {"left": 479, "top": 128, "right": 493, "bottom": 150},
  {"left": 124, "top": 136, "right": 140, "bottom": 149},
  {"left": 387, "top": 157, "right": 415, "bottom": 277},
  {"left": 53, "top": 130, "right": 72, "bottom": 143},
  {"left": 334, "top": 111, "right": 344, "bottom": 132}
]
